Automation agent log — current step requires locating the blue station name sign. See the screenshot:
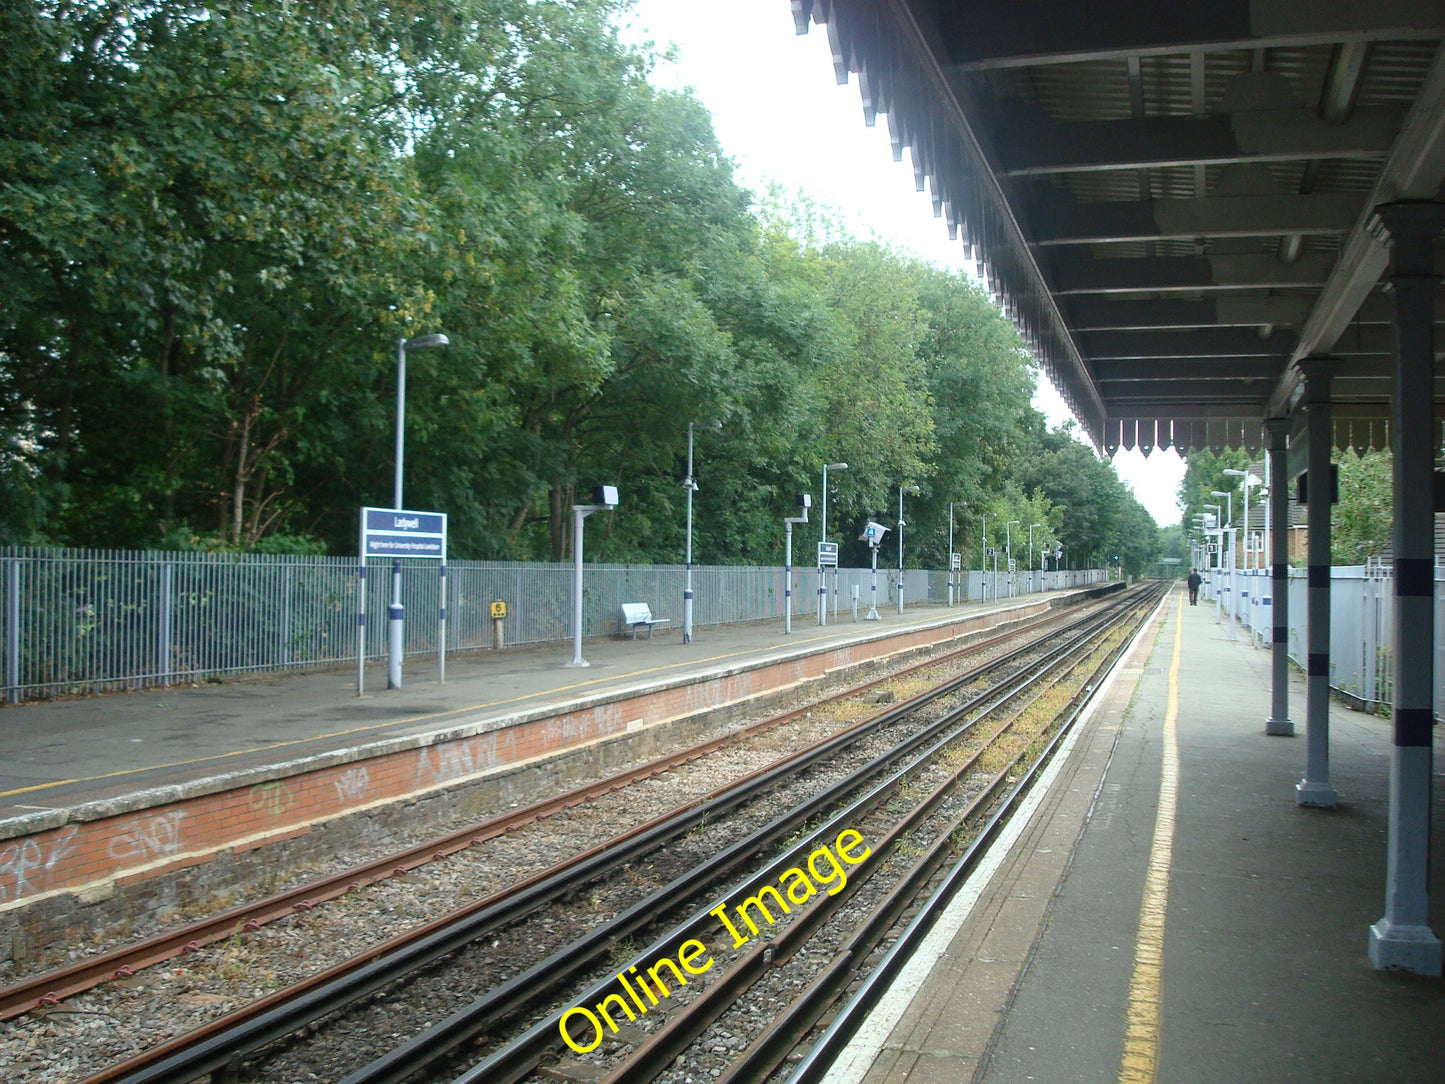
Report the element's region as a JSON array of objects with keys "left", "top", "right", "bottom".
[{"left": 361, "top": 507, "right": 447, "bottom": 559}]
